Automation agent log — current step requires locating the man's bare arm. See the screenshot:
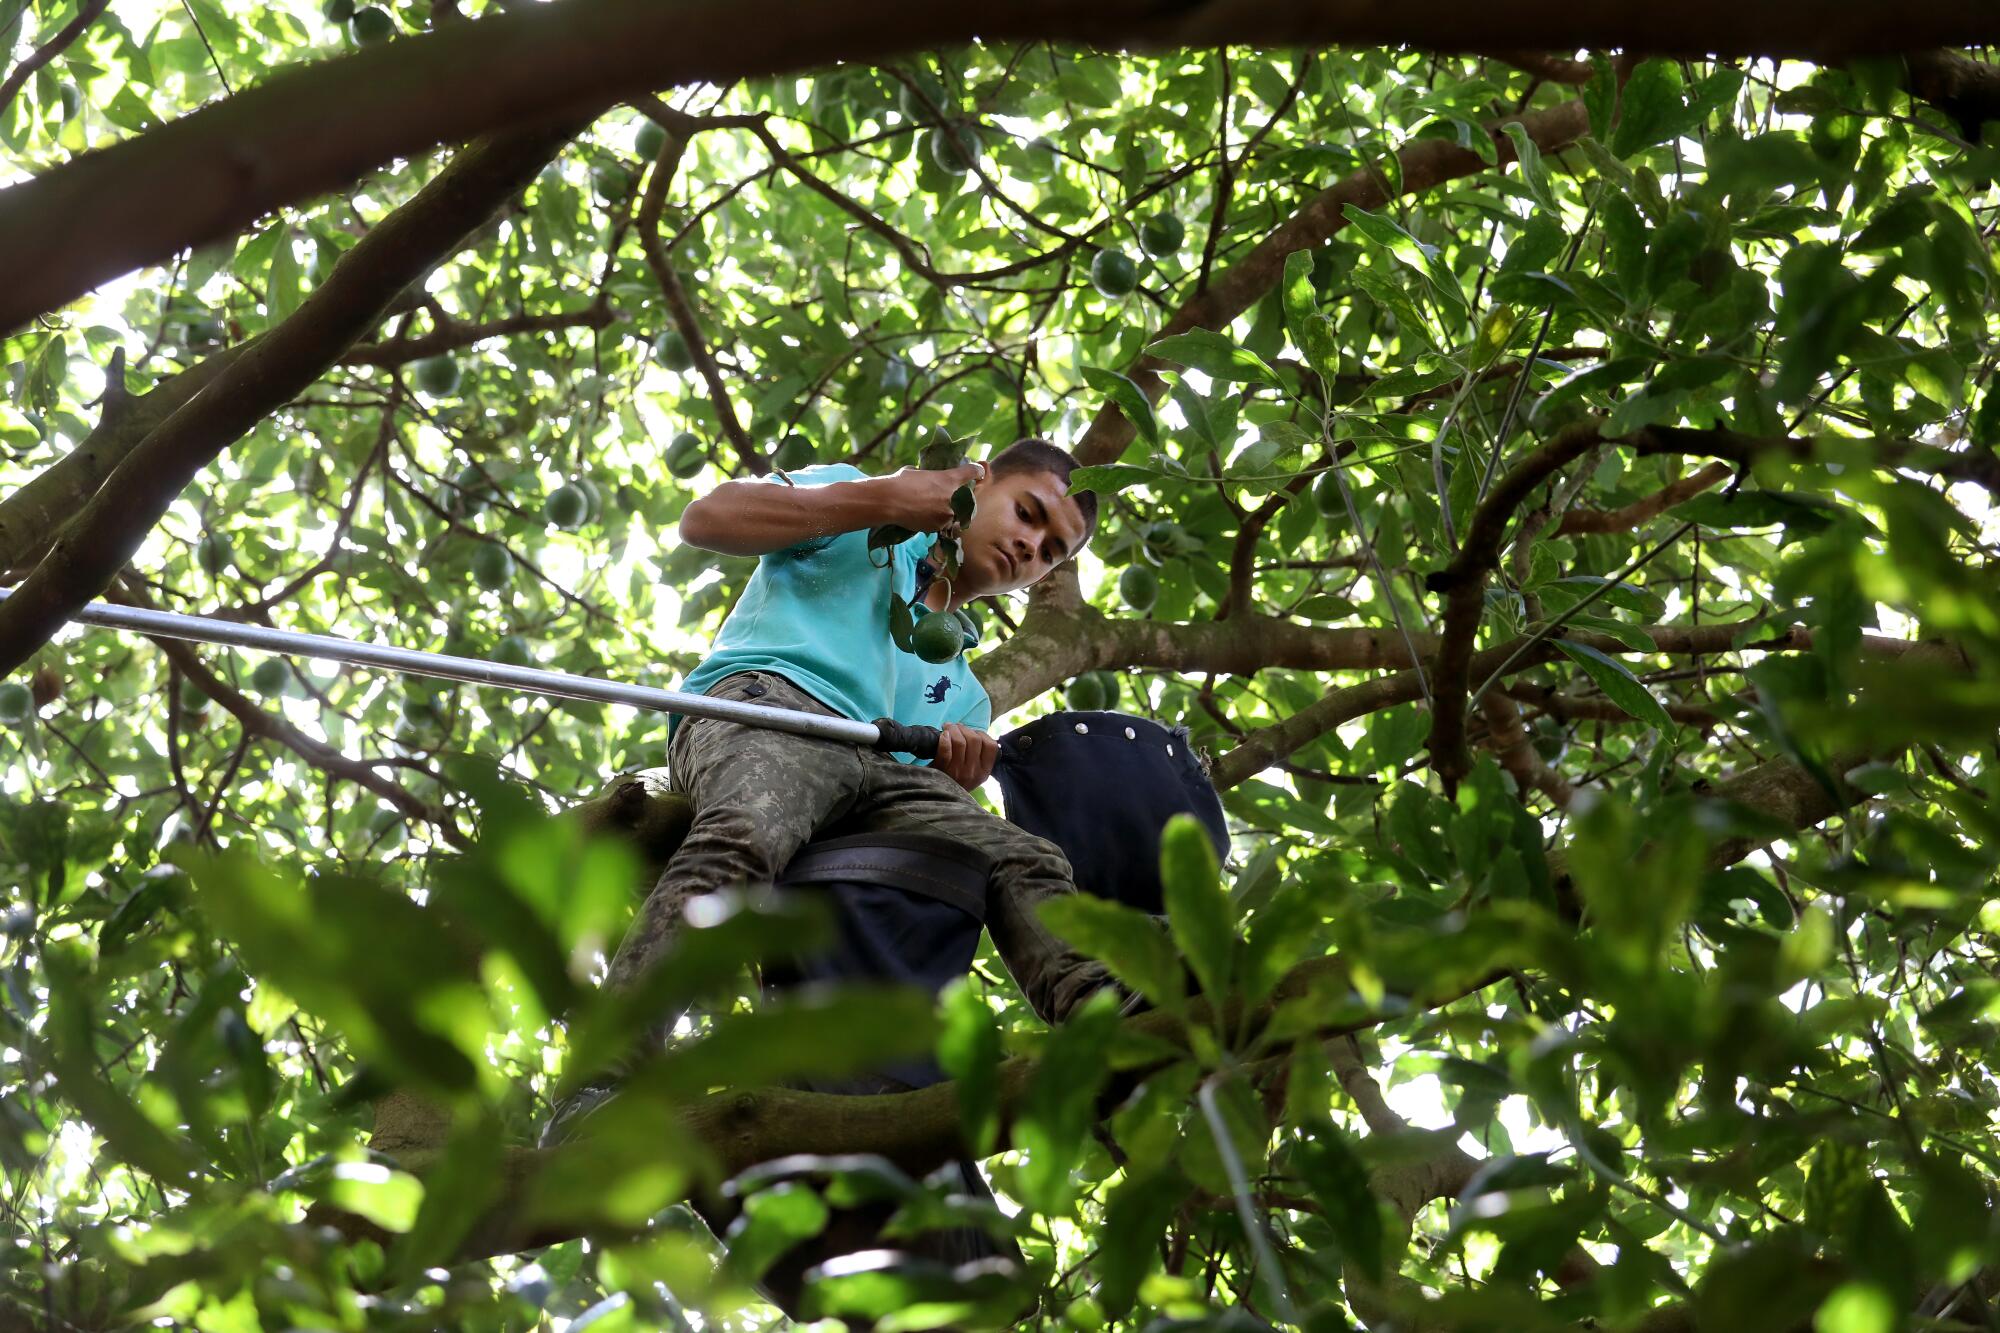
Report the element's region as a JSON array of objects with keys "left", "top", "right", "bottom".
[{"left": 680, "top": 463, "right": 983, "bottom": 557}]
